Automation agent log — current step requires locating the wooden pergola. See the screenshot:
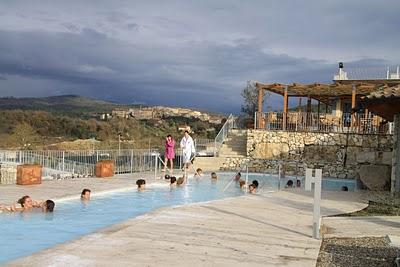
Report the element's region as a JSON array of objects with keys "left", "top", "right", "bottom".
[{"left": 255, "top": 81, "right": 400, "bottom": 129}]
